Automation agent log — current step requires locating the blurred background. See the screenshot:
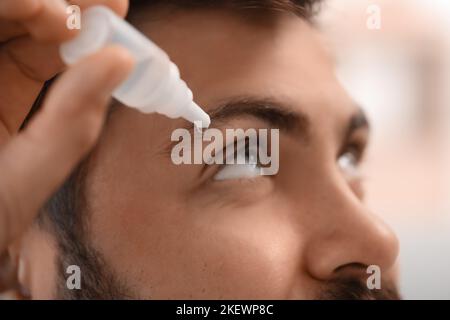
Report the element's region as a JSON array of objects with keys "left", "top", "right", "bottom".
[{"left": 318, "top": 0, "right": 450, "bottom": 299}]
